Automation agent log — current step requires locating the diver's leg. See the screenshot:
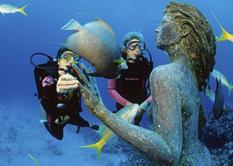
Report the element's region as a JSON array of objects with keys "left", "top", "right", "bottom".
[
  {"left": 68, "top": 113, "right": 99, "bottom": 130},
  {"left": 44, "top": 121, "right": 64, "bottom": 140}
]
